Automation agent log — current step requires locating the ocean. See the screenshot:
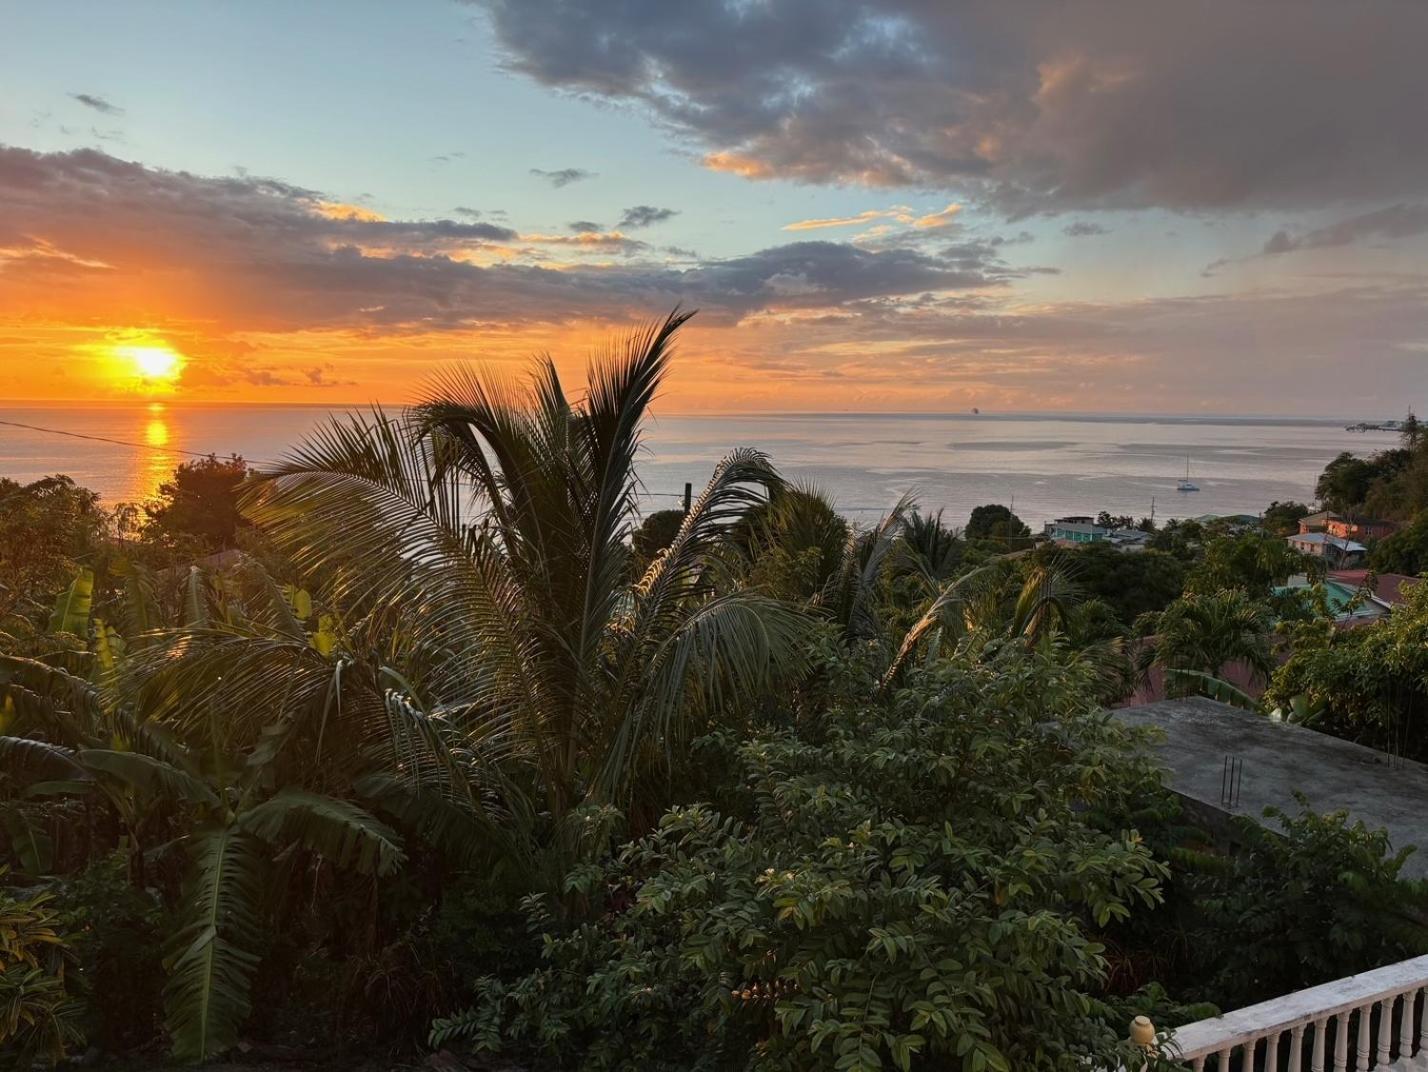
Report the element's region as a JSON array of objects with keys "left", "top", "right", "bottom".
[{"left": 0, "top": 404, "right": 1393, "bottom": 529}]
